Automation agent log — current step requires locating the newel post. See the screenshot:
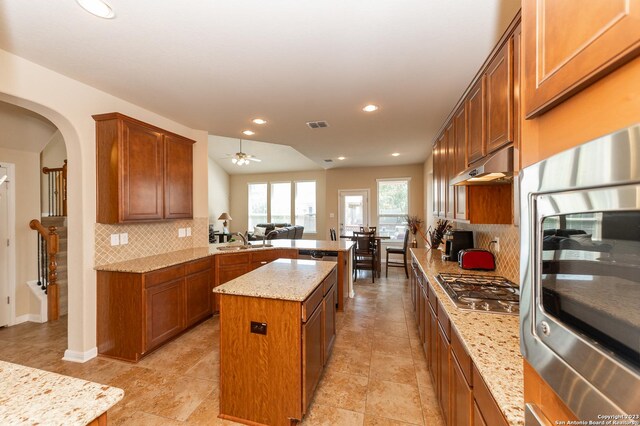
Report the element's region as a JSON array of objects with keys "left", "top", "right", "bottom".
[{"left": 47, "top": 226, "right": 59, "bottom": 321}]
